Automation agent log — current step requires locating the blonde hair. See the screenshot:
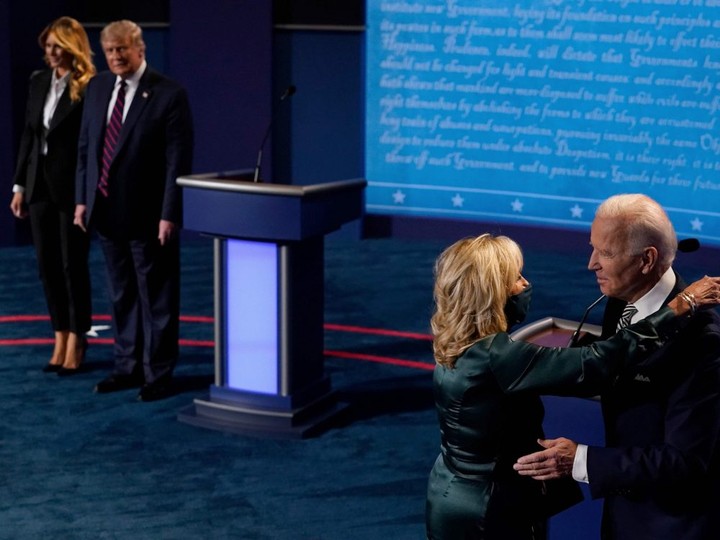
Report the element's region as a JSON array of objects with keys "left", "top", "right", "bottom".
[
  {"left": 39, "top": 16, "right": 95, "bottom": 102},
  {"left": 101, "top": 19, "right": 146, "bottom": 52},
  {"left": 595, "top": 194, "right": 677, "bottom": 271},
  {"left": 431, "top": 234, "right": 523, "bottom": 368}
]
